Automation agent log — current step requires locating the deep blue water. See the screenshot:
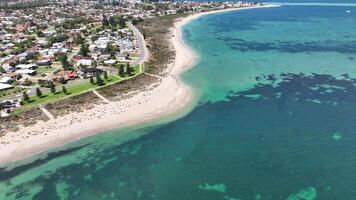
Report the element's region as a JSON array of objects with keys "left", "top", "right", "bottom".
[{"left": 1, "top": 4, "right": 356, "bottom": 200}]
